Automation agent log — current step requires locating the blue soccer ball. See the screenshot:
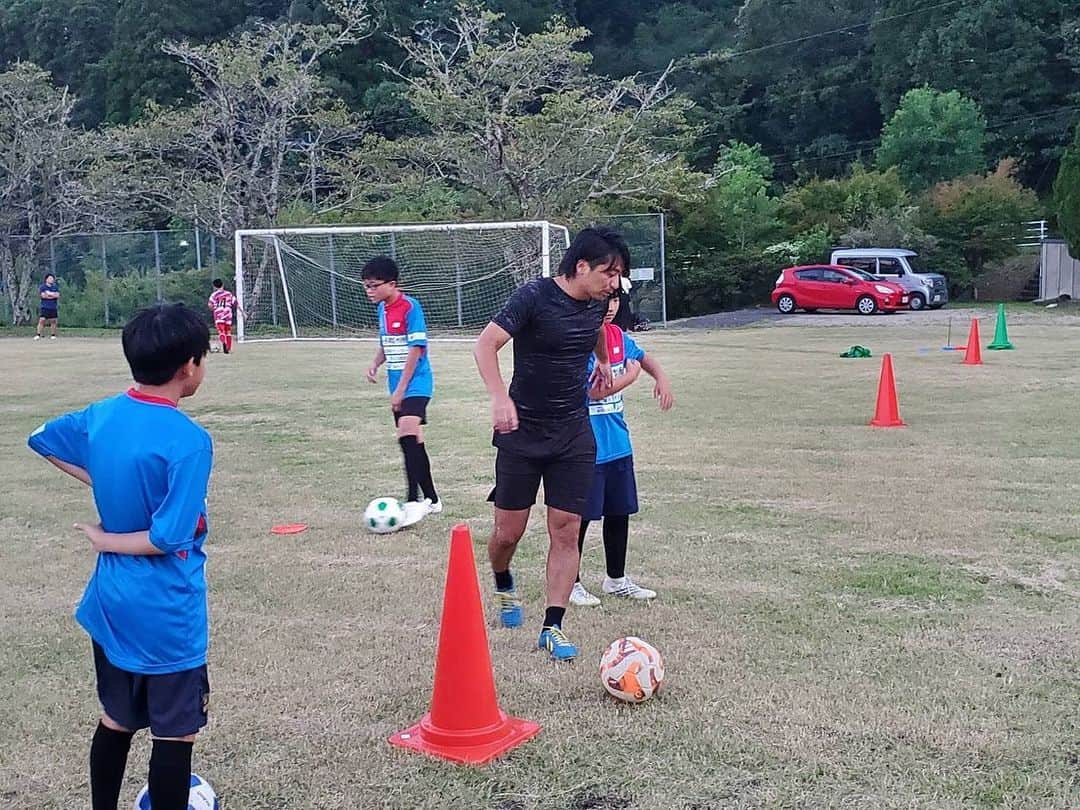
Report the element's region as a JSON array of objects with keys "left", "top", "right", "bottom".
[{"left": 133, "top": 773, "right": 218, "bottom": 809}]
